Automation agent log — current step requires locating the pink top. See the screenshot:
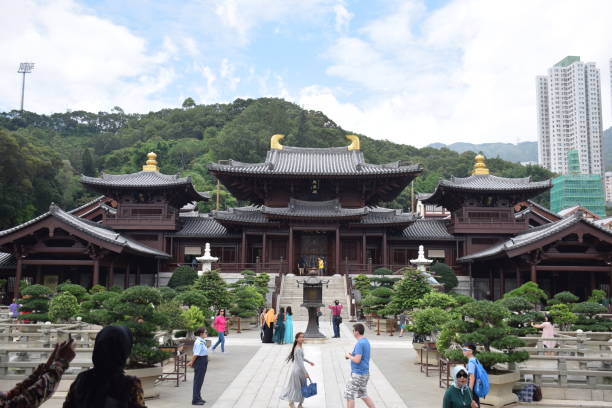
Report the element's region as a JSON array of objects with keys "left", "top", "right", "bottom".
[
  {"left": 329, "top": 304, "right": 343, "bottom": 316},
  {"left": 541, "top": 321, "right": 556, "bottom": 348},
  {"left": 213, "top": 315, "right": 227, "bottom": 332}
]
